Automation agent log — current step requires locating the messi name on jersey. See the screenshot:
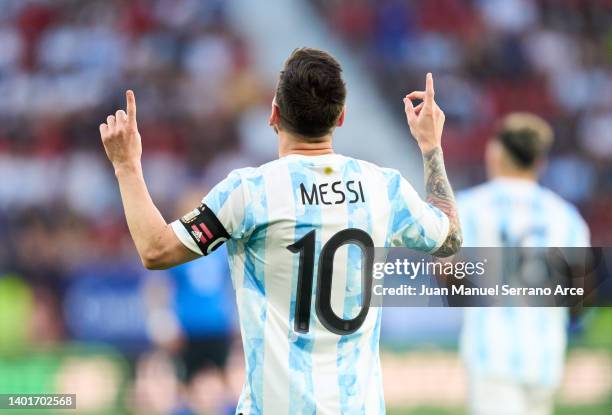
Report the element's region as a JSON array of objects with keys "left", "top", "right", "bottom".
[{"left": 299, "top": 180, "right": 366, "bottom": 205}]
